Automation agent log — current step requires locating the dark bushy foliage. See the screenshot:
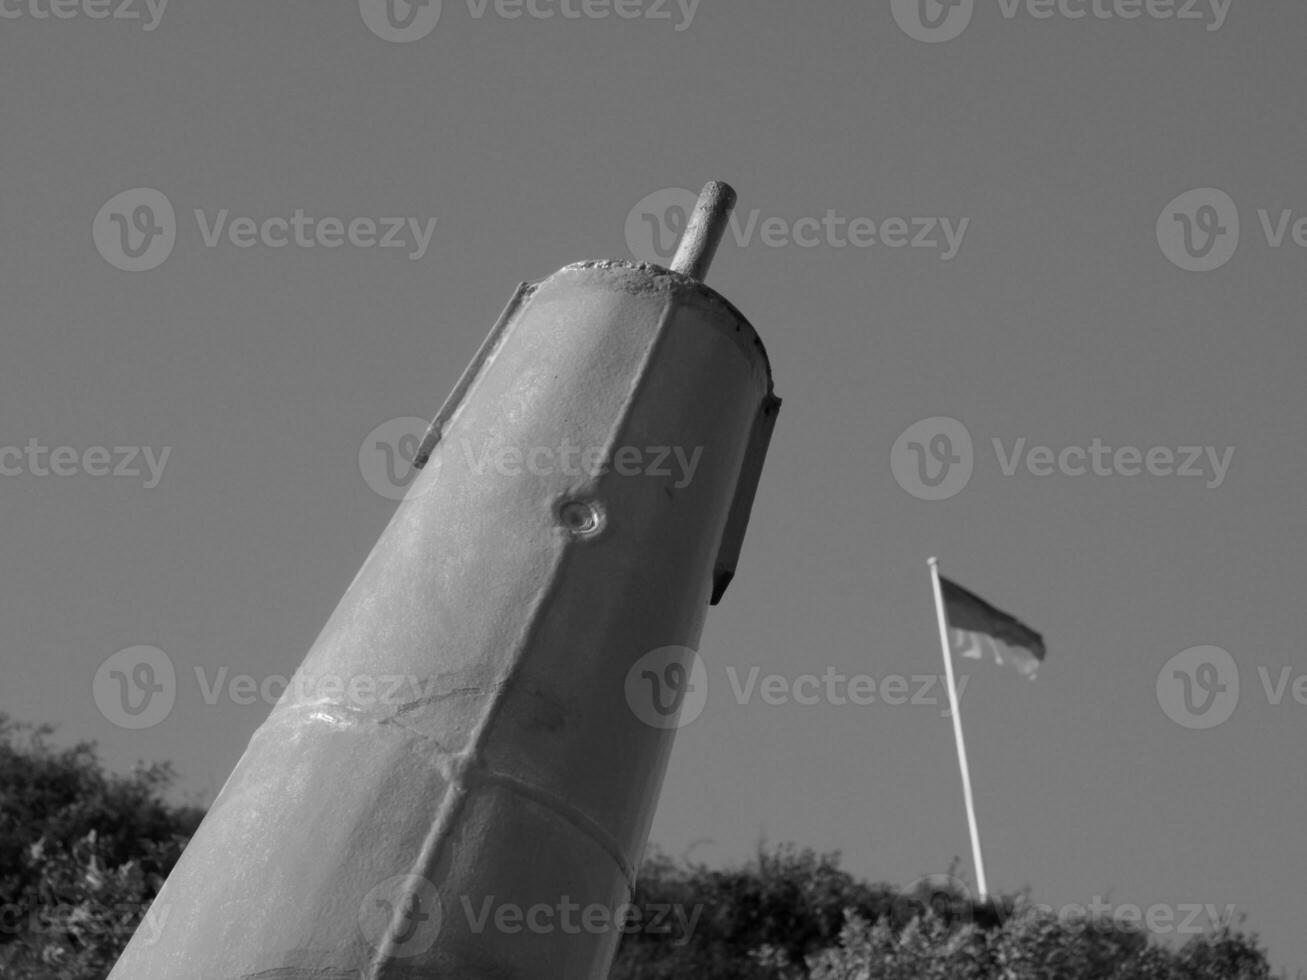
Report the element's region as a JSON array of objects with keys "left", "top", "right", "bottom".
[
  {"left": 806, "top": 909, "right": 1273, "bottom": 980},
  {"left": 0, "top": 715, "right": 1280, "bottom": 979},
  {"left": 611, "top": 843, "right": 896, "bottom": 980},
  {"left": 612, "top": 847, "right": 1277, "bottom": 980},
  {"left": 0, "top": 715, "right": 202, "bottom": 979}
]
